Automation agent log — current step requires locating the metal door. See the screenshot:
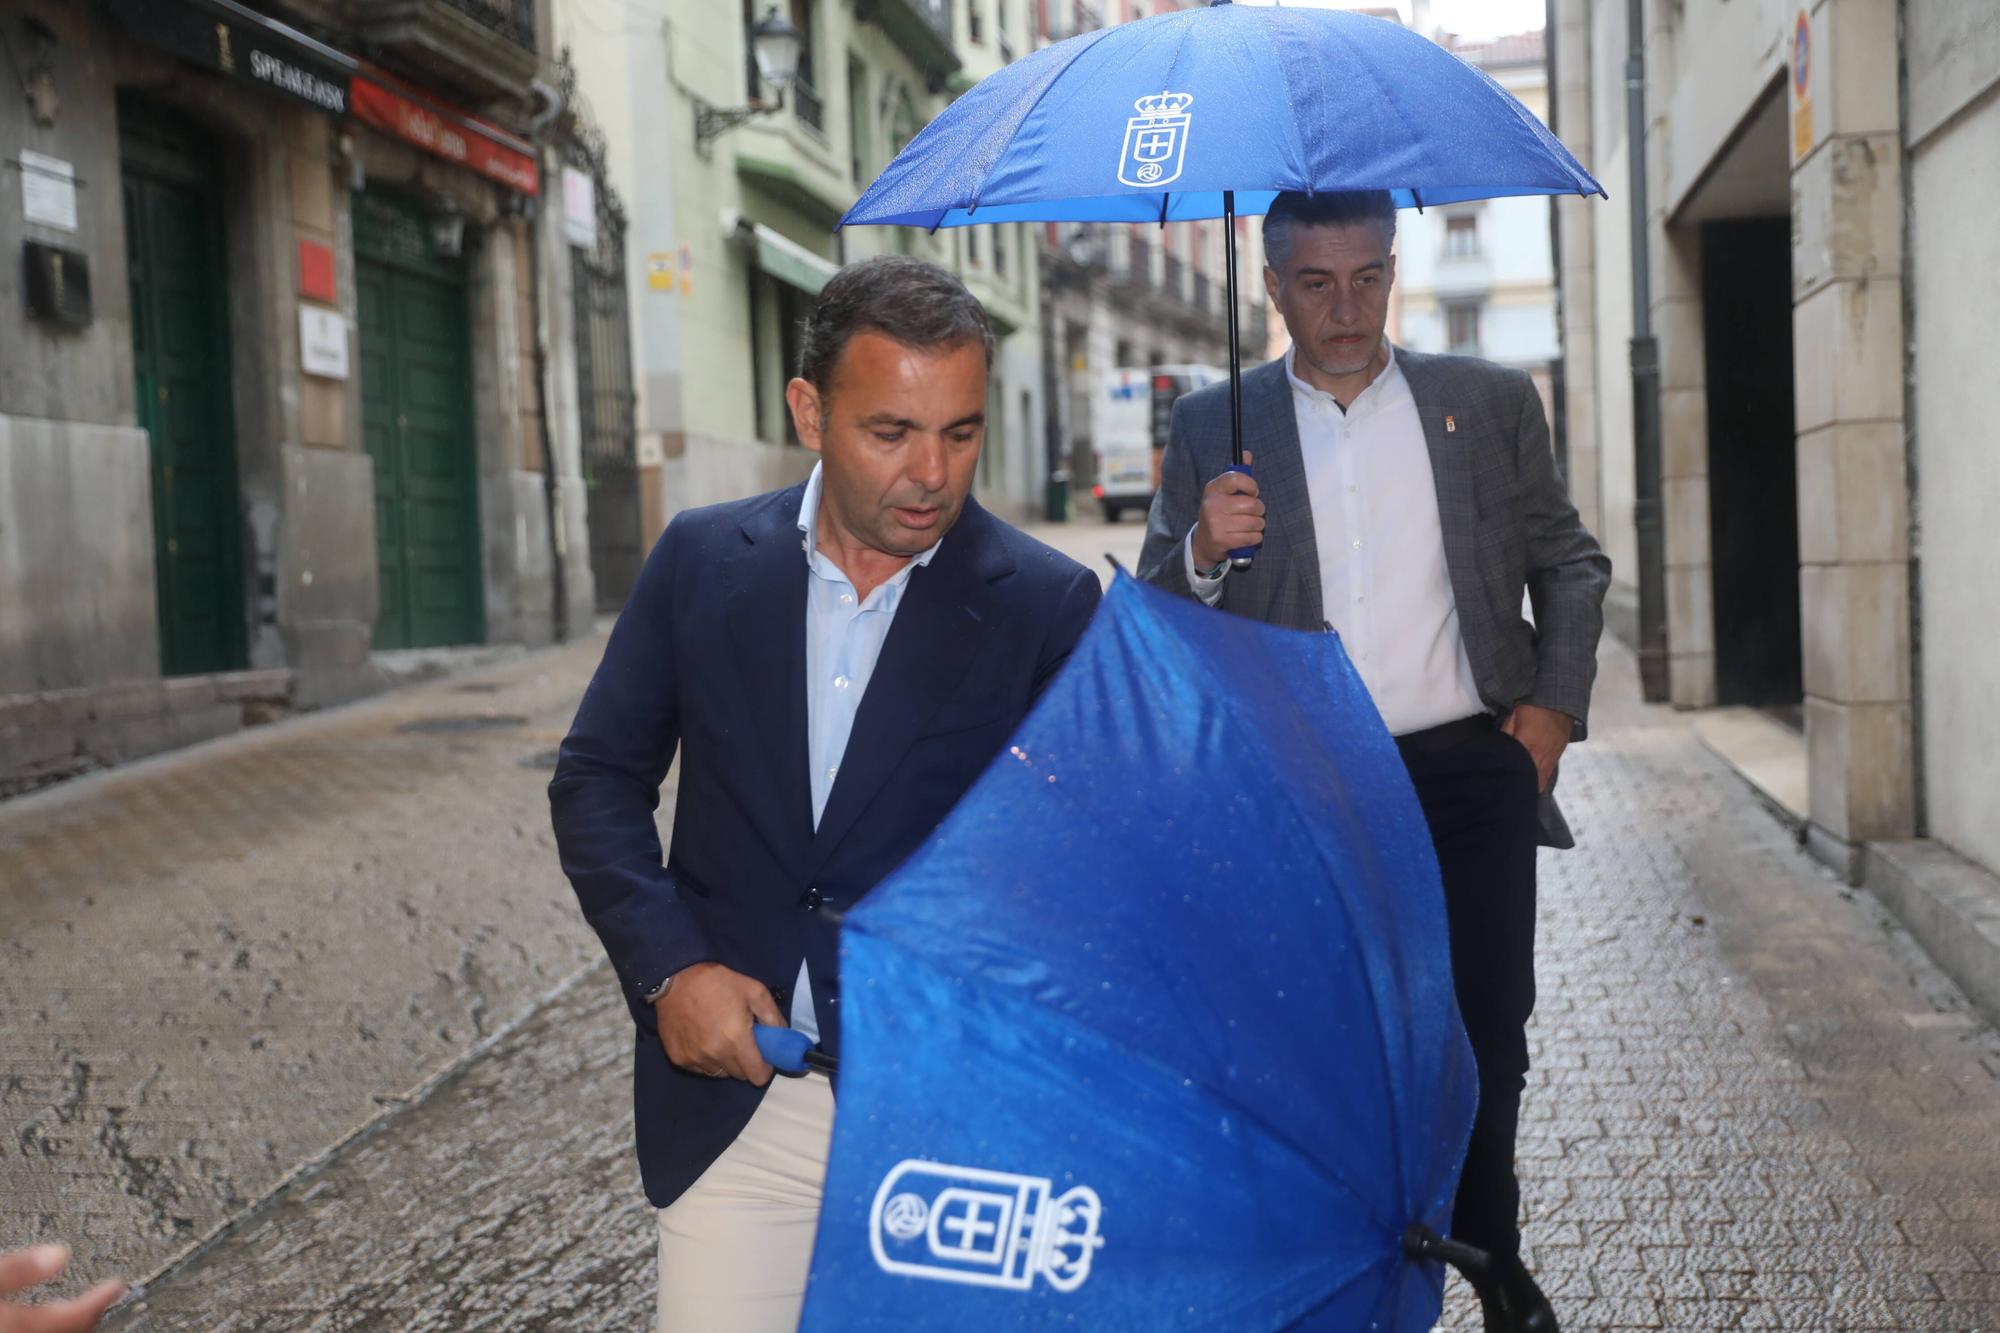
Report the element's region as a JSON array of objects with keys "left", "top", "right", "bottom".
[
  {"left": 354, "top": 190, "right": 484, "bottom": 649},
  {"left": 120, "top": 96, "right": 246, "bottom": 676}
]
